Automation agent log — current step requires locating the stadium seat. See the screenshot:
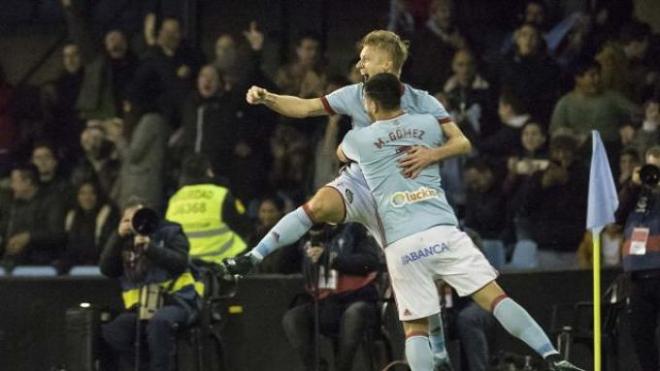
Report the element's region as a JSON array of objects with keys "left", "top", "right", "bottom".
[
  {"left": 481, "top": 239, "right": 506, "bottom": 269},
  {"left": 69, "top": 266, "right": 103, "bottom": 276},
  {"left": 507, "top": 239, "right": 539, "bottom": 269},
  {"left": 11, "top": 265, "right": 58, "bottom": 277}
]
